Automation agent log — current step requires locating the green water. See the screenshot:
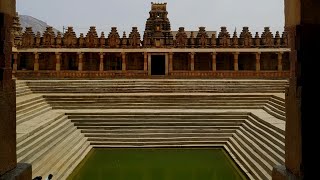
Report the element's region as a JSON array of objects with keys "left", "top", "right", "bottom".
[{"left": 68, "top": 148, "right": 248, "bottom": 180}]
